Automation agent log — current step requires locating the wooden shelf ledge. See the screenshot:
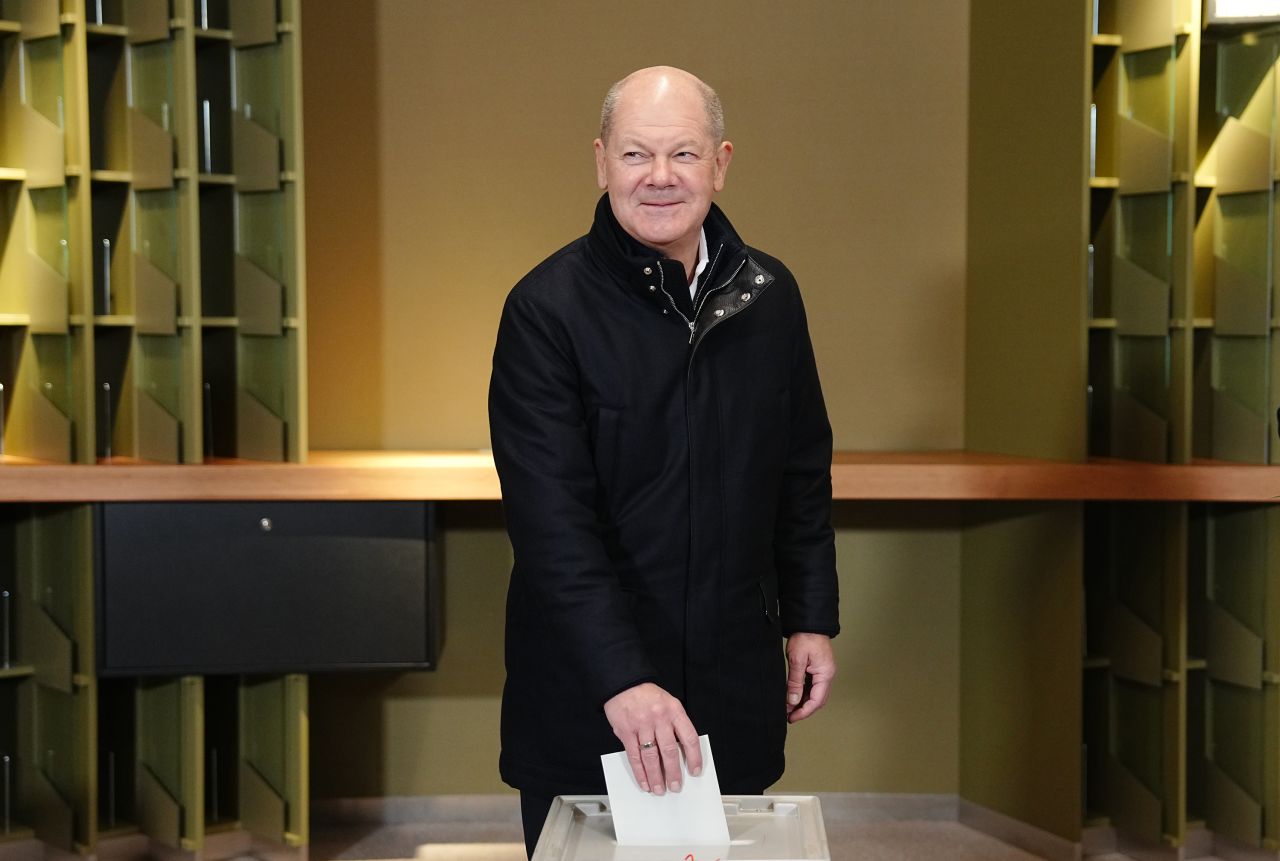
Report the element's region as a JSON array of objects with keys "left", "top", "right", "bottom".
[
  {"left": 833, "top": 452, "right": 1280, "bottom": 501},
  {"left": 0, "top": 451, "right": 500, "bottom": 501},
  {"left": 2, "top": 450, "right": 1280, "bottom": 502}
]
